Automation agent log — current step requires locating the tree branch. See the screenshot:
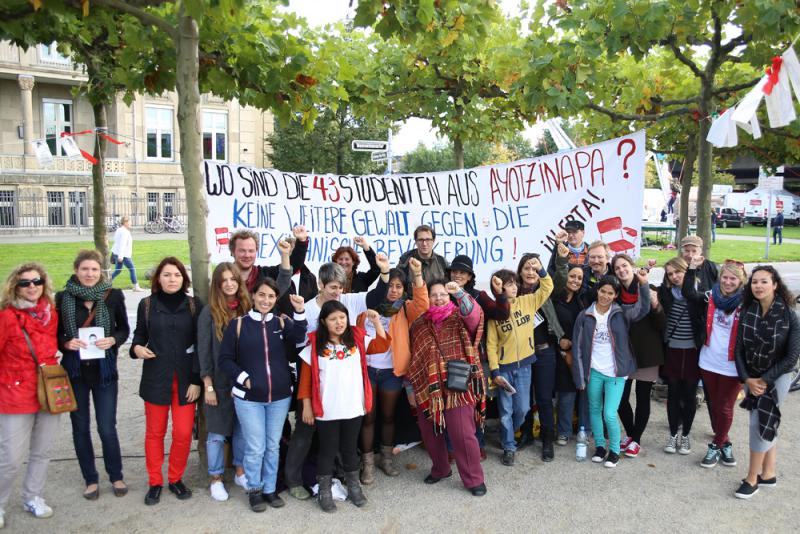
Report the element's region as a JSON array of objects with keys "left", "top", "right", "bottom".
[
  {"left": 713, "top": 77, "right": 761, "bottom": 96},
  {"left": 666, "top": 35, "right": 705, "bottom": 80},
  {"left": 720, "top": 33, "right": 752, "bottom": 55},
  {"left": 651, "top": 96, "right": 698, "bottom": 106},
  {"left": 586, "top": 102, "right": 692, "bottom": 122},
  {"left": 88, "top": 0, "right": 177, "bottom": 39}
]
